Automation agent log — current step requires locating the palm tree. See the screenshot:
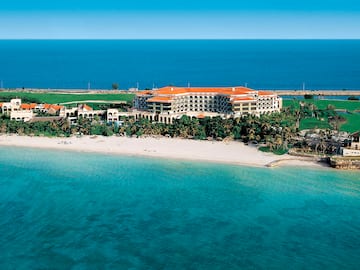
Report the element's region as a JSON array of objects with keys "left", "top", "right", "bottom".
[
  {"left": 266, "top": 135, "right": 275, "bottom": 151},
  {"left": 274, "top": 134, "right": 283, "bottom": 150},
  {"left": 0, "top": 122, "right": 7, "bottom": 134}
]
